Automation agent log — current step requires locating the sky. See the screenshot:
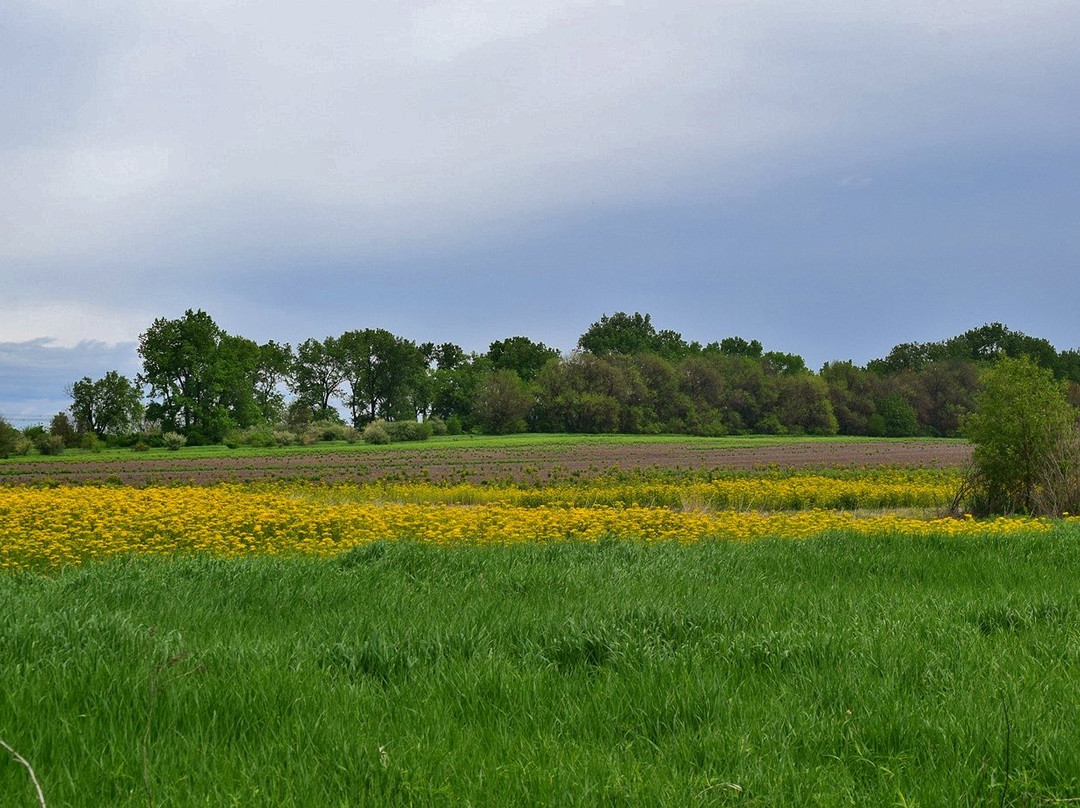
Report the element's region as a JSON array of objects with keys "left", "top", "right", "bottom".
[{"left": 3, "top": 0, "right": 1080, "bottom": 424}]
